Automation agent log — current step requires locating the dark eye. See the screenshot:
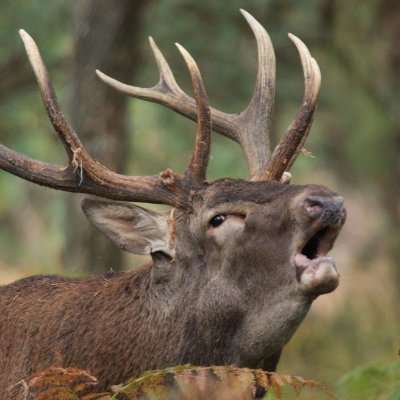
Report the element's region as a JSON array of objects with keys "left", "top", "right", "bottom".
[{"left": 209, "top": 214, "right": 226, "bottom": 228}]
